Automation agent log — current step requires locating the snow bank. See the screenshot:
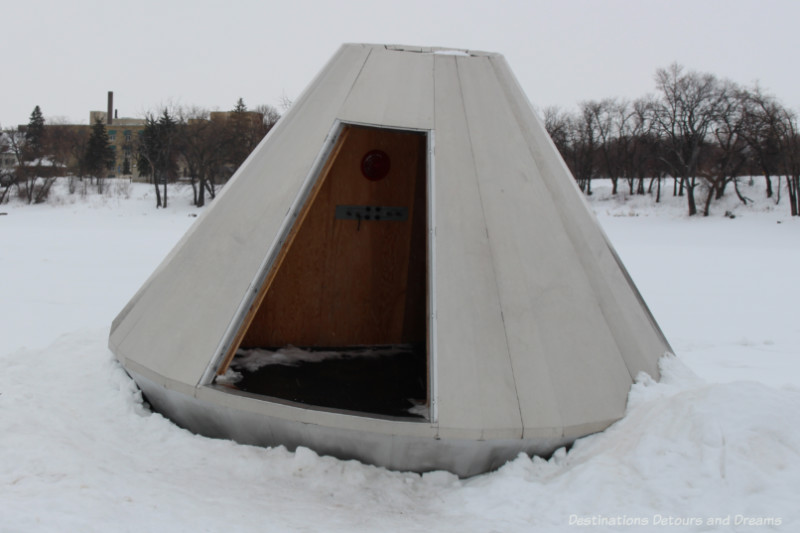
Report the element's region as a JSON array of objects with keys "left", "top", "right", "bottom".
[
  {"left": 451, "top": 357, "right": 800, "bottom": 531},
  {"left": 2, "top": 335, "right": 798, "bottom": 532}
]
